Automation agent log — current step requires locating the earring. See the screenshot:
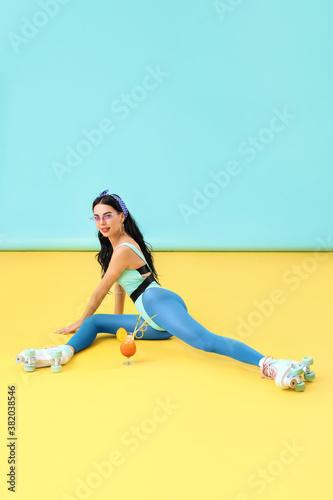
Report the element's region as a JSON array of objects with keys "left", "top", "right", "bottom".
[{"left": 95, "top": 229, "right": 100, "bottom": 237}]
